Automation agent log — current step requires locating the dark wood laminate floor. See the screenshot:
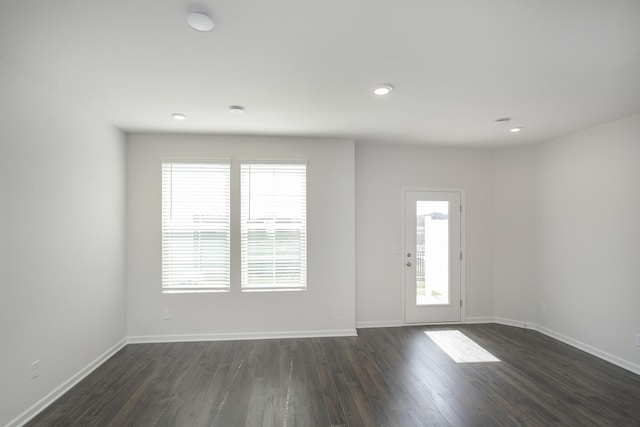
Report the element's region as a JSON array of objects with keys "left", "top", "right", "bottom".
[{"left": 27, "top": 324, "right": 640, "bottom": 426}]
